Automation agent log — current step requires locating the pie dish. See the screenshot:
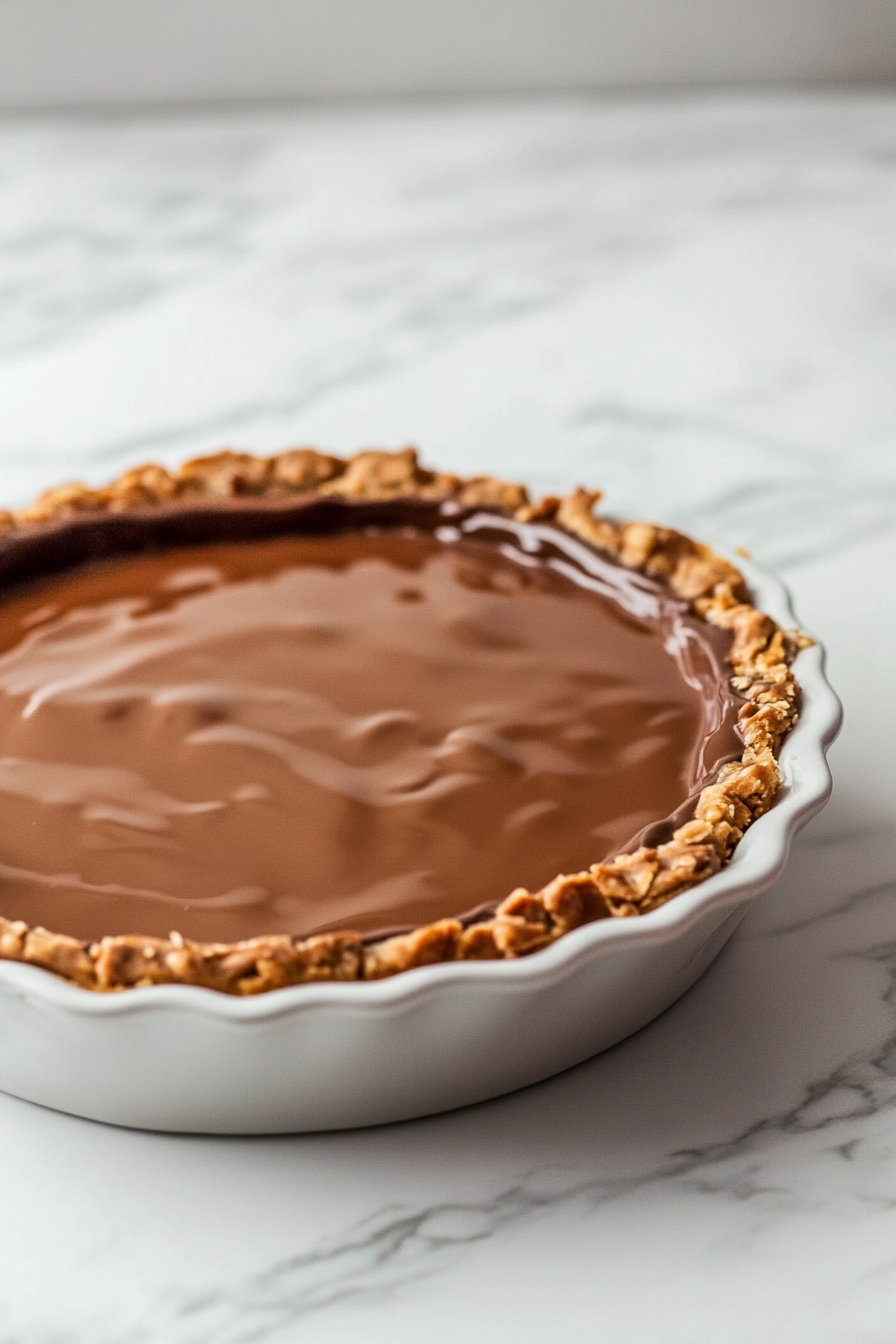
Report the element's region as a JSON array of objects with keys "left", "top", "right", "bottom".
[
  {"left": 0, "top": 446, "right": 805, "bottom": 996},
  {"left": 0, "top": 448, "right": 839, "bottom": 1130}
]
